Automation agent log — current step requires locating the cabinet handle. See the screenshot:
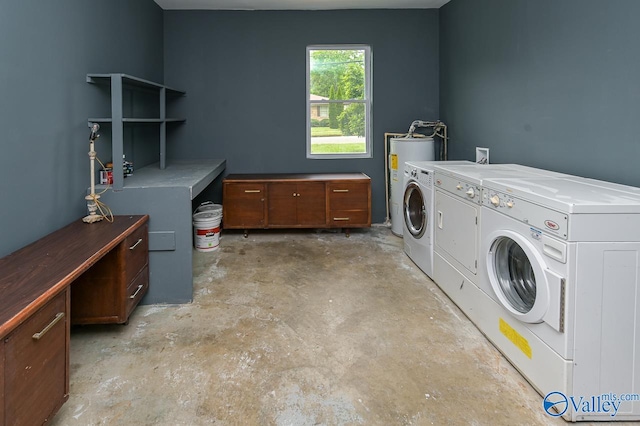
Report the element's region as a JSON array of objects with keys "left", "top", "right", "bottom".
[
  {"left": 333, "top": 217, "right": 350, "bottom": 221},
  {"left": 333, "top": 189, "right": 349, "bottom": 193},
  {"left": 32, "top": 312, "right": 65, "bottom": 340},
  {"left": 244, "top": 189, "right": 261, "bottom": 193},
  {"left": 130, "top": 284, "right": 144, "bottom": 299},
  {"left": 129, "top": 238, "right": 143, "bottom": 250}
]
